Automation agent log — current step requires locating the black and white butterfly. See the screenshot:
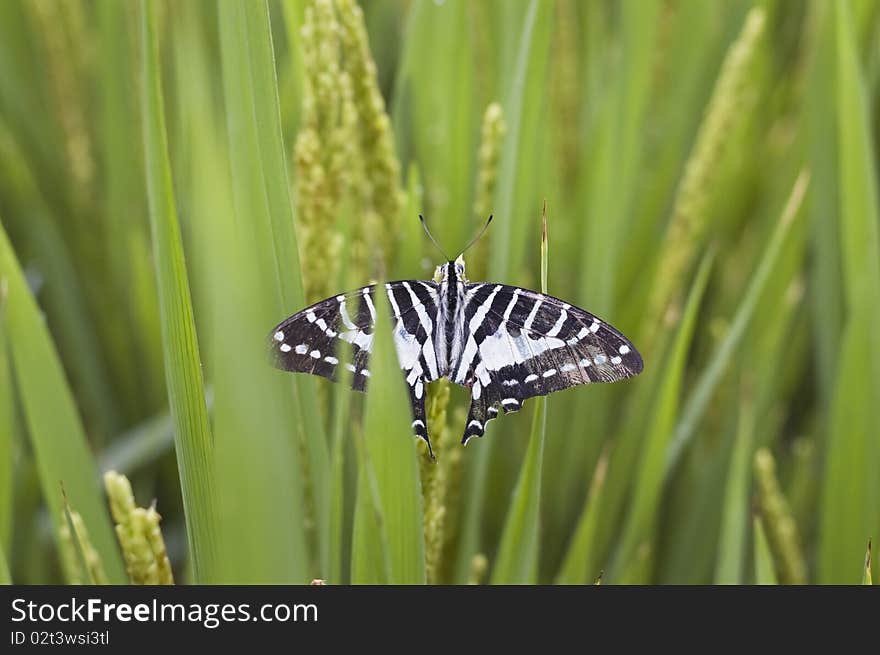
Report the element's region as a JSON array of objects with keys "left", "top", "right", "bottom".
[{"left": 268, "top": 247, "right": 643, "bottom": 457}]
